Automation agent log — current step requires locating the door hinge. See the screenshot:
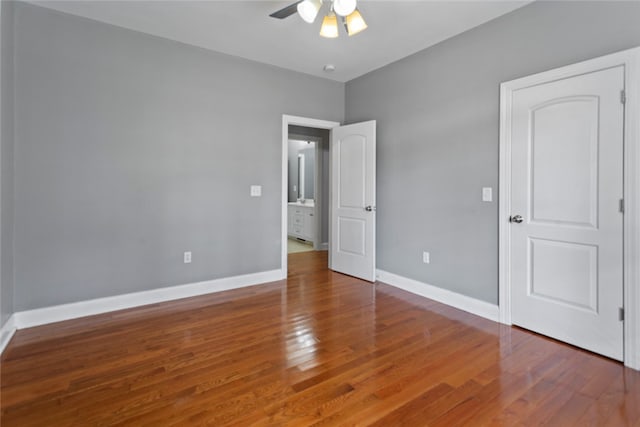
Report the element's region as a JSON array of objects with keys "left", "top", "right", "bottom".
[
  {"left": 619, "top": 199, "right": 625, "bottom": 213},
  {"left": 621, "top": 90, "right": 626, "bottom": 104},
  {"left": 619, "top": 307, "right": 625, "bottom": 322}
]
